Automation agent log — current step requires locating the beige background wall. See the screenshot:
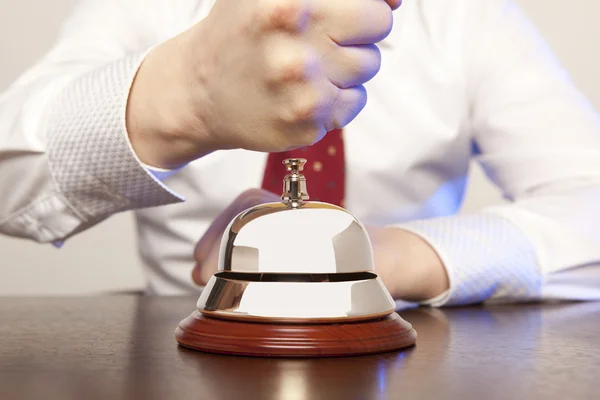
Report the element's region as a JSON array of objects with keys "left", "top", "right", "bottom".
[{"left": 0, "top": 0, "right": 598, "bottom": 295}]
